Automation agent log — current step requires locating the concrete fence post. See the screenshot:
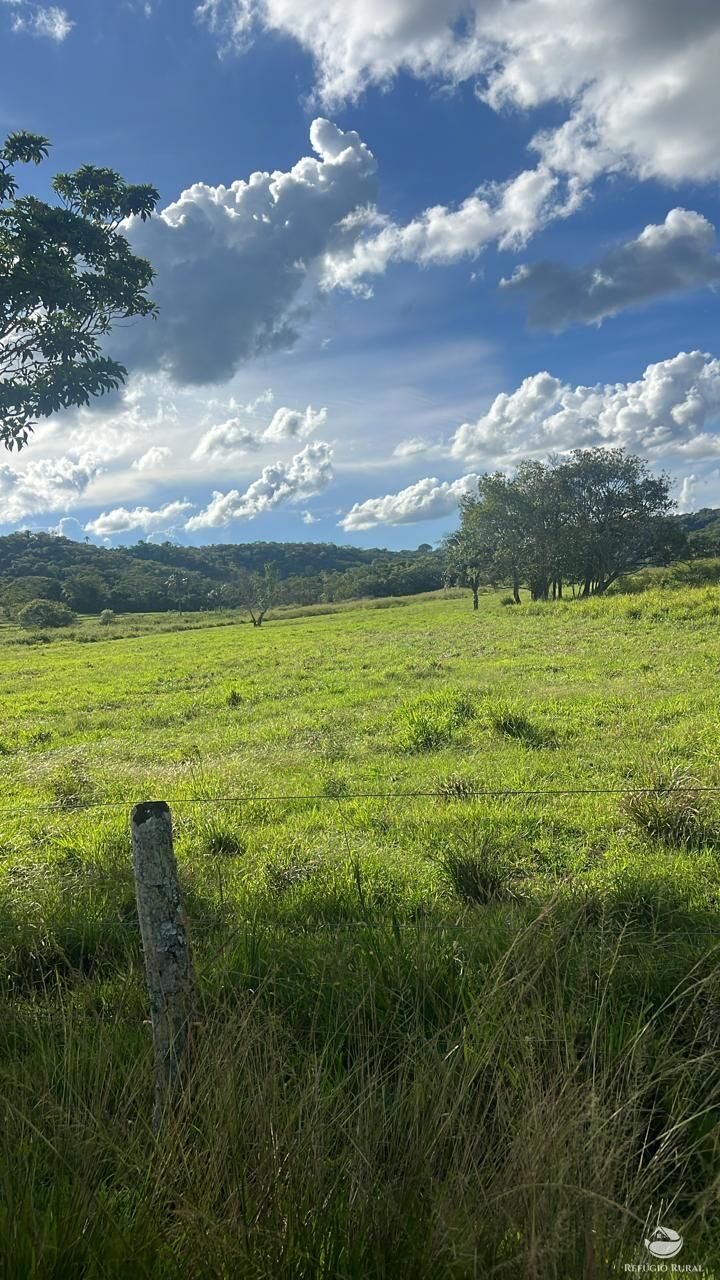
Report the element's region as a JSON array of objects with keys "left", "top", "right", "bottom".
[{"left": 131, "top": 801, "right": 195, "bottom": 1130}]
